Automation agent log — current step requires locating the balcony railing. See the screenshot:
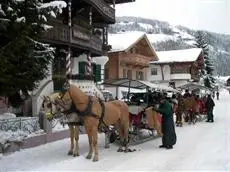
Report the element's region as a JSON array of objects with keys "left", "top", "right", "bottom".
[
  {"left": 87, "top": 0, "right": 115, "bottom": 22},
  {"left": 40, "top": 19, "right": 103, "bottom": 54},
  {"left": 120, "top": 55, "right": 150, "bottom": 67},
  {"left": 170, "top": 73, "right": 191, "bottom": 80}
]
